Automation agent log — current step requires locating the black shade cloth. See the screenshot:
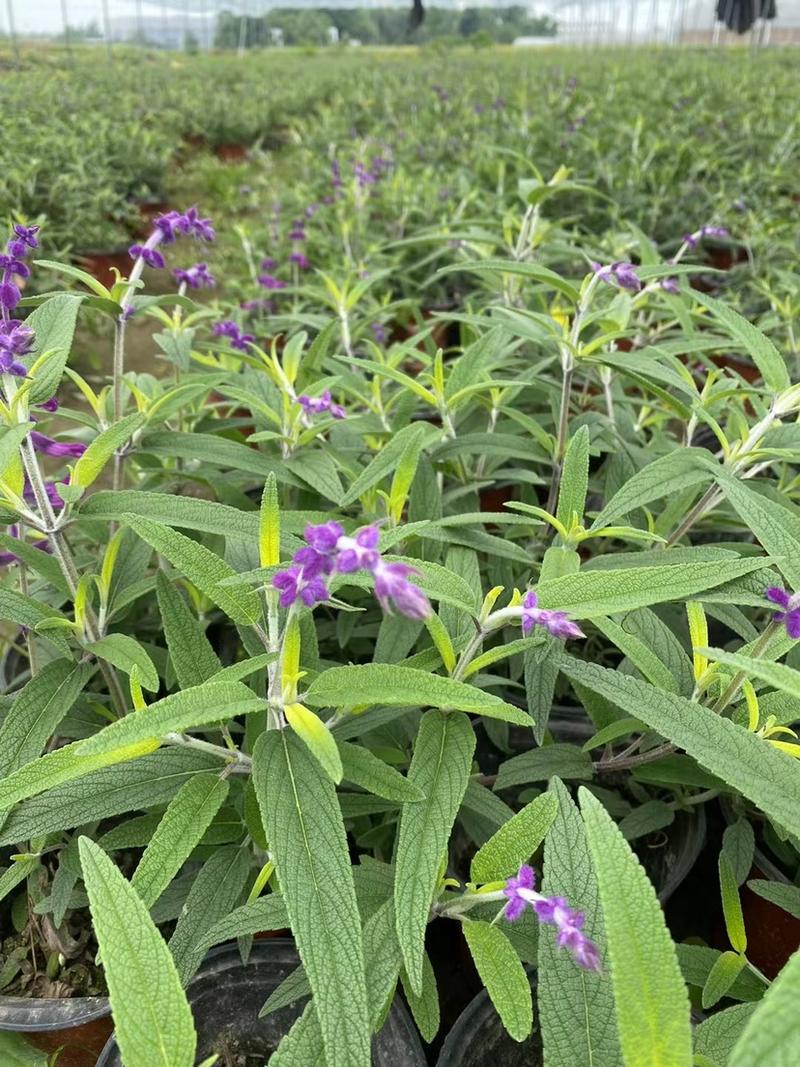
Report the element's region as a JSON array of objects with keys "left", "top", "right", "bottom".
[{"left": 716, "top": 0, "right": 777, "bottom": 33}]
